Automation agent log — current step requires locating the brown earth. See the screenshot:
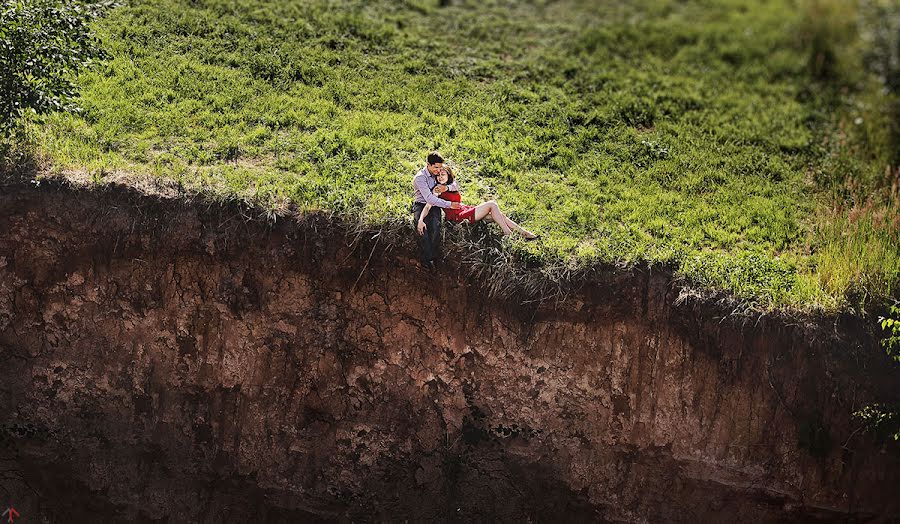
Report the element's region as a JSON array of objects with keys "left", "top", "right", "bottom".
[{"left": 0, "top": 179, "right": 898, "bottom": 522}]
